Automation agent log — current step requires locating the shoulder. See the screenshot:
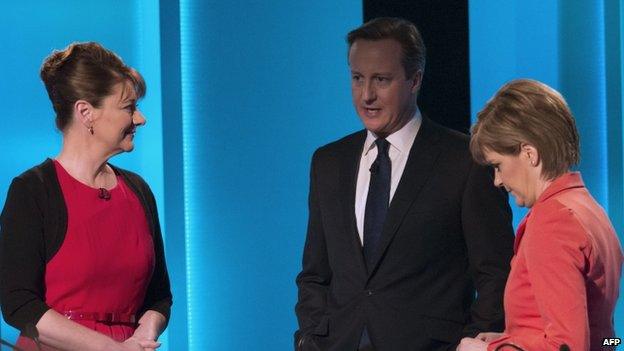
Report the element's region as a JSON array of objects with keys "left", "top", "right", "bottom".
[
  {"left": 315, "top": 129, "right": 366, "bottom": 155},
  {"left": 13, "top": 159, "right": 55, "bottom": 184},
  {"left": 109, "top": 164, "right": 155, "bottom": 206},
  {"left": 10, "top": 159, "right": 58, "bottom": 195},
  {"left": 423, "top": 118, "right": 470, "bottom": 153},
  {"left": 524, "top": 199, "right": 589, "bottom": 257},
  {"left": 419, "top": 119, "right": 482, "bottom": 181},
  {"left": 311, "top": 129, "right": 366, "bottom": 163},
  {"left": 529, "top": 197, "right": 582, "bottom": 231}
]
